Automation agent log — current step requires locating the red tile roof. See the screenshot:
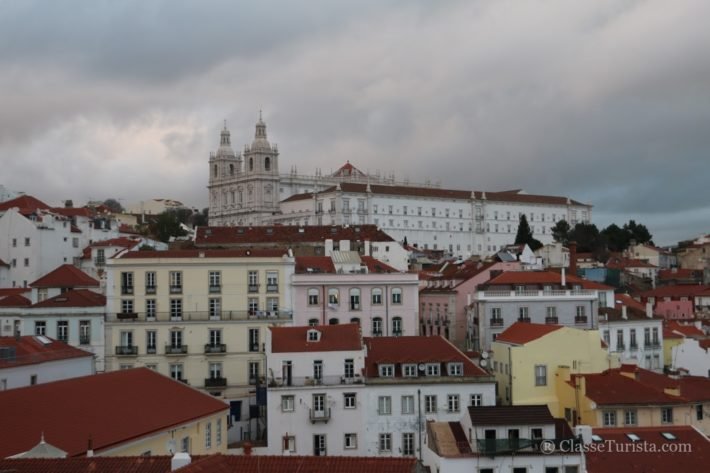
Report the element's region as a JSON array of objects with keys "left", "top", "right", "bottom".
[
  {"left": 0, "top": 336, "right": 93, "bottom": 369},
  {"left": 294, "top": 256, "right": 399, "bottom": 274},
  {"left": 0, "top": 195, "right": 50, "bottom": 212},
  {"left": 495, "top": 322, "right": 564, "bottom": 345},
  {"left": 467, "top": 405, "right": 555, "bottom": 426},
  {"left": 363, "top": 336, "right": 489, "bottom": 377},
  {"left": 606, "top": 256, "right": 657, "bottom": 270},
  {"left": 31, "top": 289, "right": 106, "bottom": 308},
  {"left": 330, "top": 161, "right": 367, "bottom": 178},
  {"left": 0, "top": 368, "right": 228, "bottom": 458},
  {"left": 664, "top": 321, "right": 705, "bottom": 339},
  {"left": 0, "top": 288, "right": 30, "bottom": 297},
  {"left": 658, "top": 268, "right": 703, "bottom": 281},
  {"left": 49, "top": 207, "right": 94, "bottom": 218},
  {"left": 587, "top": 426, "right": 710, "bottom": 473},
  {"left": 421, "top": 261, "right": 499, "bottom": 293},
  {"left": 270, "top": 324, "right": 363, "bottom": 353},
  {"left": 178, "top": 454, "right": 417, "bottom": 473},
  {"left": 360, "top": 256, "right": 399, "bottom": 273},
  {"left": 0, "top": 457, "right": 174, "bottom": 473},
  {"left": 30, "top": 264, "right": 99, "bottom": 288},
  {"left": 0, "top": 293, "right": 32, "bottom": 307},
  {"left": 613, "top": 293, "right": 647, "bottom": 312},
  {"left": 484, "top": 270, "right": 613, "bottom": 290},
  {"left": 90, "top": 236, "right": 141, "bottom": 248},
  {"left": 195, "top": 224, "right": 395, "bottom": 246},
  {"left": 120, "top": 249, "right": 289, "bottom": 259},
  {"left": 636, "top": 284, "right": 710, "bottom": 299}
]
